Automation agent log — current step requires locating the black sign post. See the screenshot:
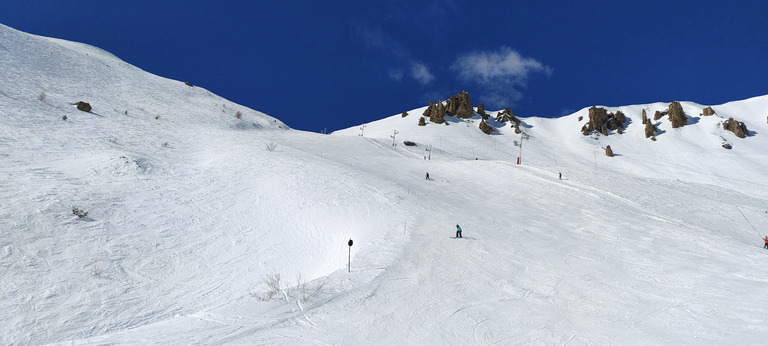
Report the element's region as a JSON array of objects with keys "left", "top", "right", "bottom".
[{"left": 347, "top": 239, "right": 353, "bottom": 272}]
